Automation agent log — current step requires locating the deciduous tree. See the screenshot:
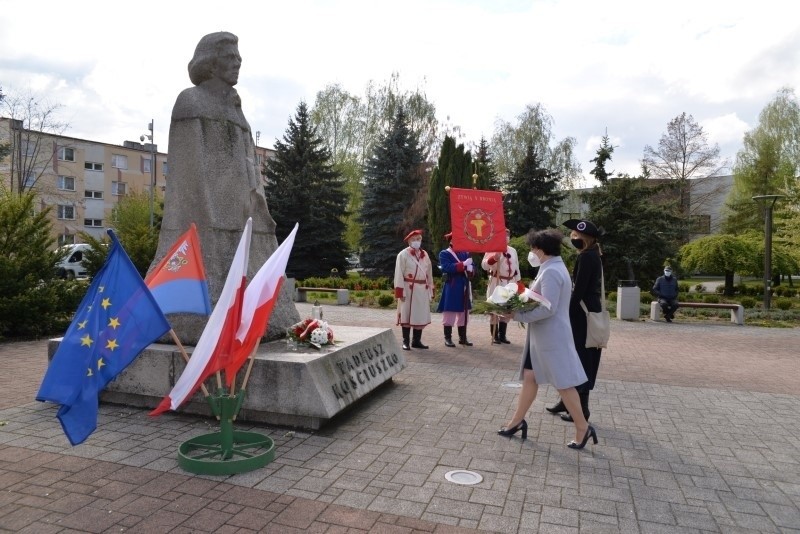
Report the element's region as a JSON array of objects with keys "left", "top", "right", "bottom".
[{"left": 490, "top": 104, "right": 581, "bottom": 190}]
